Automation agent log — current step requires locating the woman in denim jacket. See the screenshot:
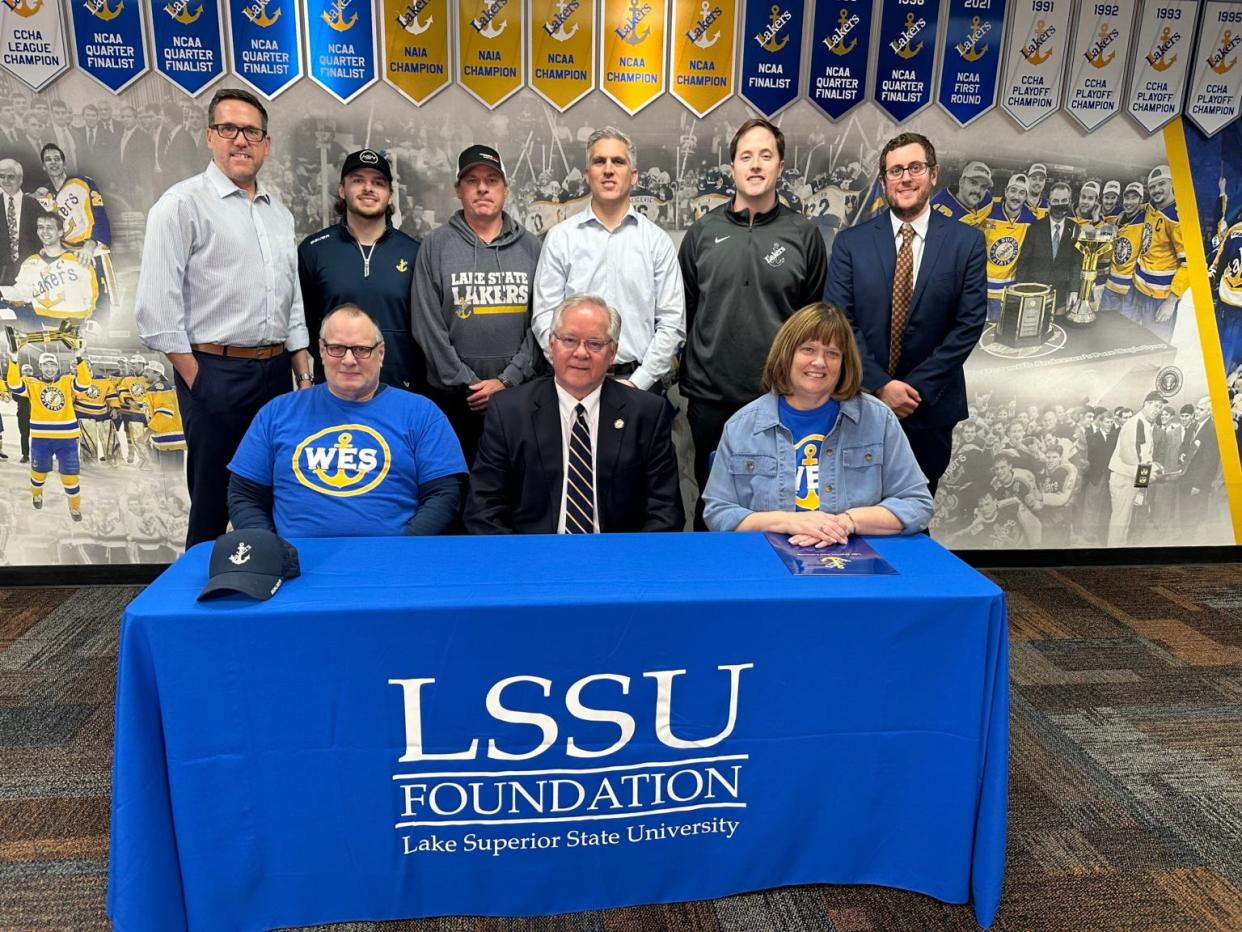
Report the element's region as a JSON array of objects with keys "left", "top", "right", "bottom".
[{"left": 703, "top": 303, "right": 933, "bottom": 547}]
